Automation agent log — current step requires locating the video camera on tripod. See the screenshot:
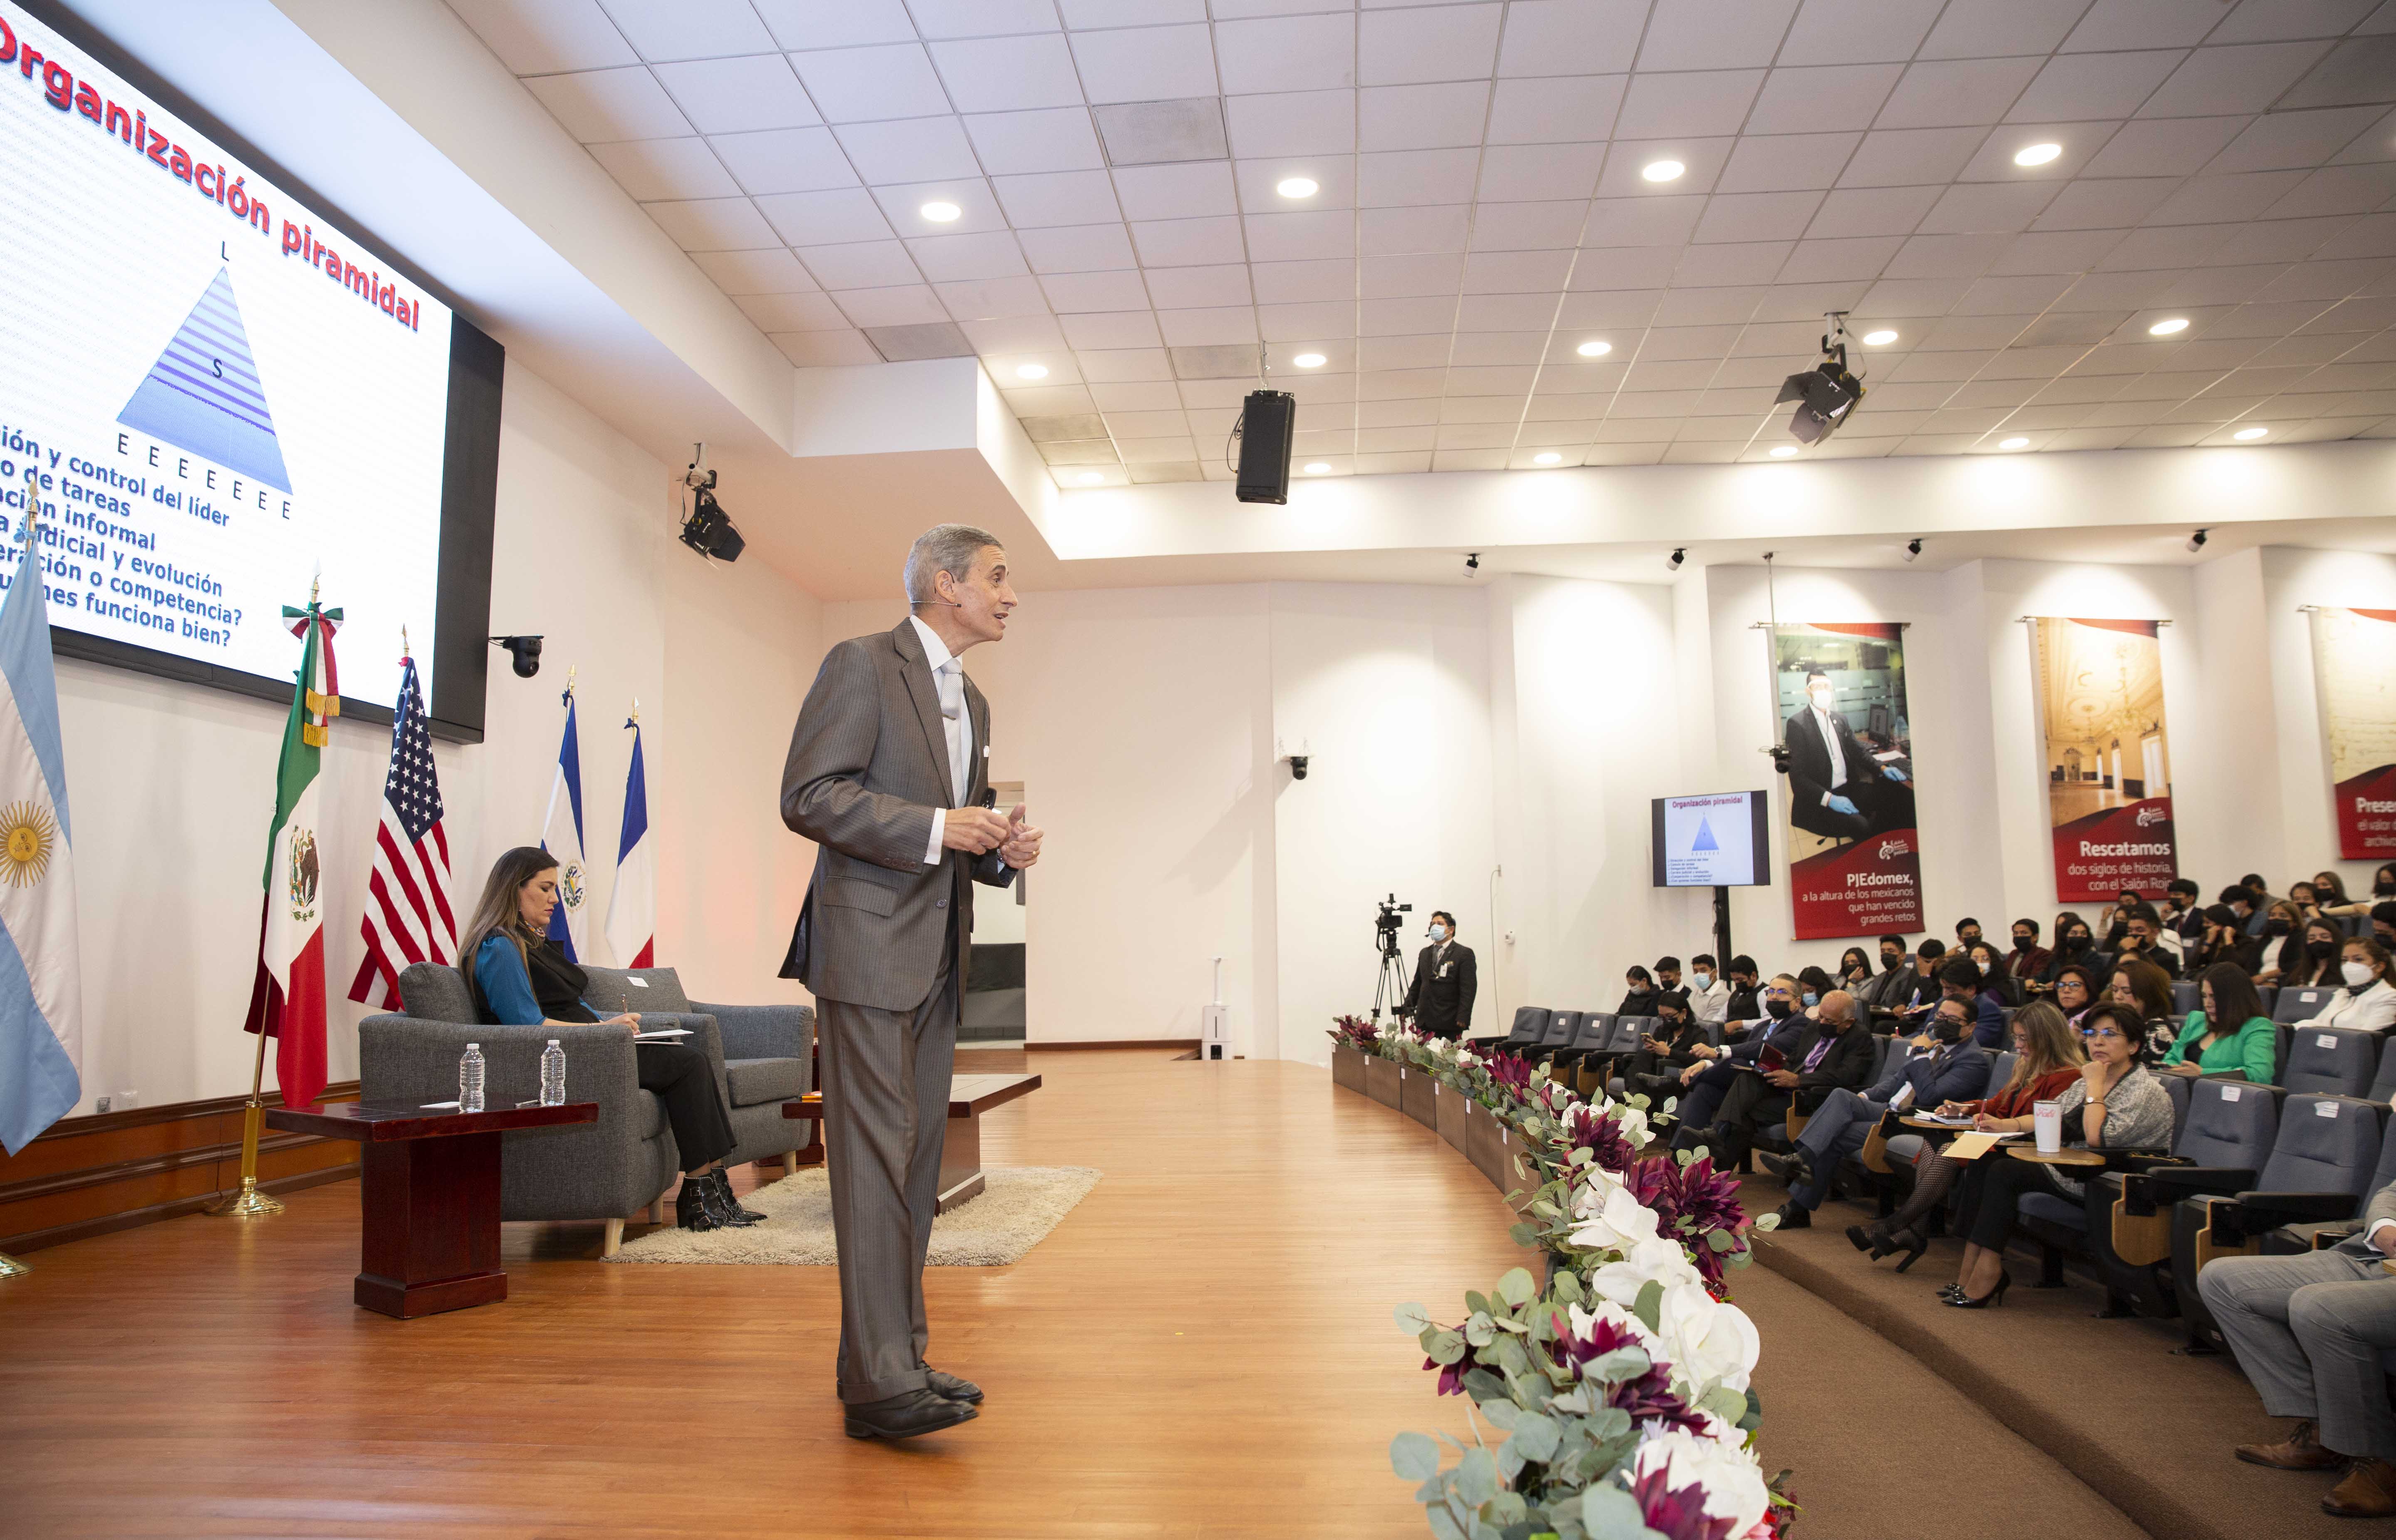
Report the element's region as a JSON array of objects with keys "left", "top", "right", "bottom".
[{"left": 1372, "top": 894, "right": 1412, "bottom": 1020}]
